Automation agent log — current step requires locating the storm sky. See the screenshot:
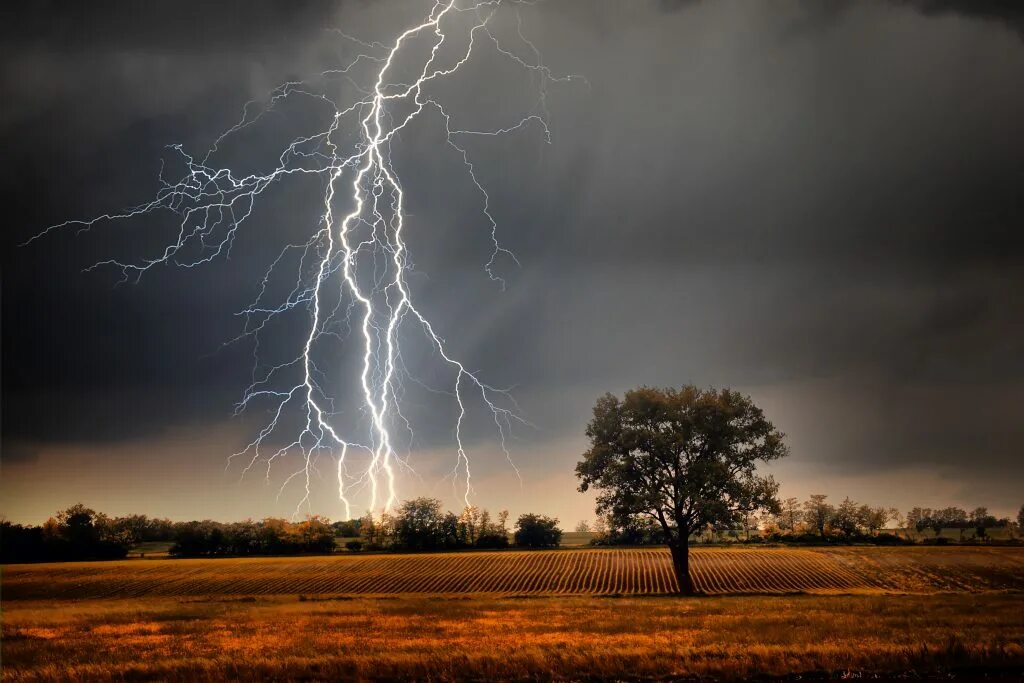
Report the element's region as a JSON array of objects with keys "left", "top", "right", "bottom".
[{"left": 3, "top": 0, "right": 1023, "bottom": 524}]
